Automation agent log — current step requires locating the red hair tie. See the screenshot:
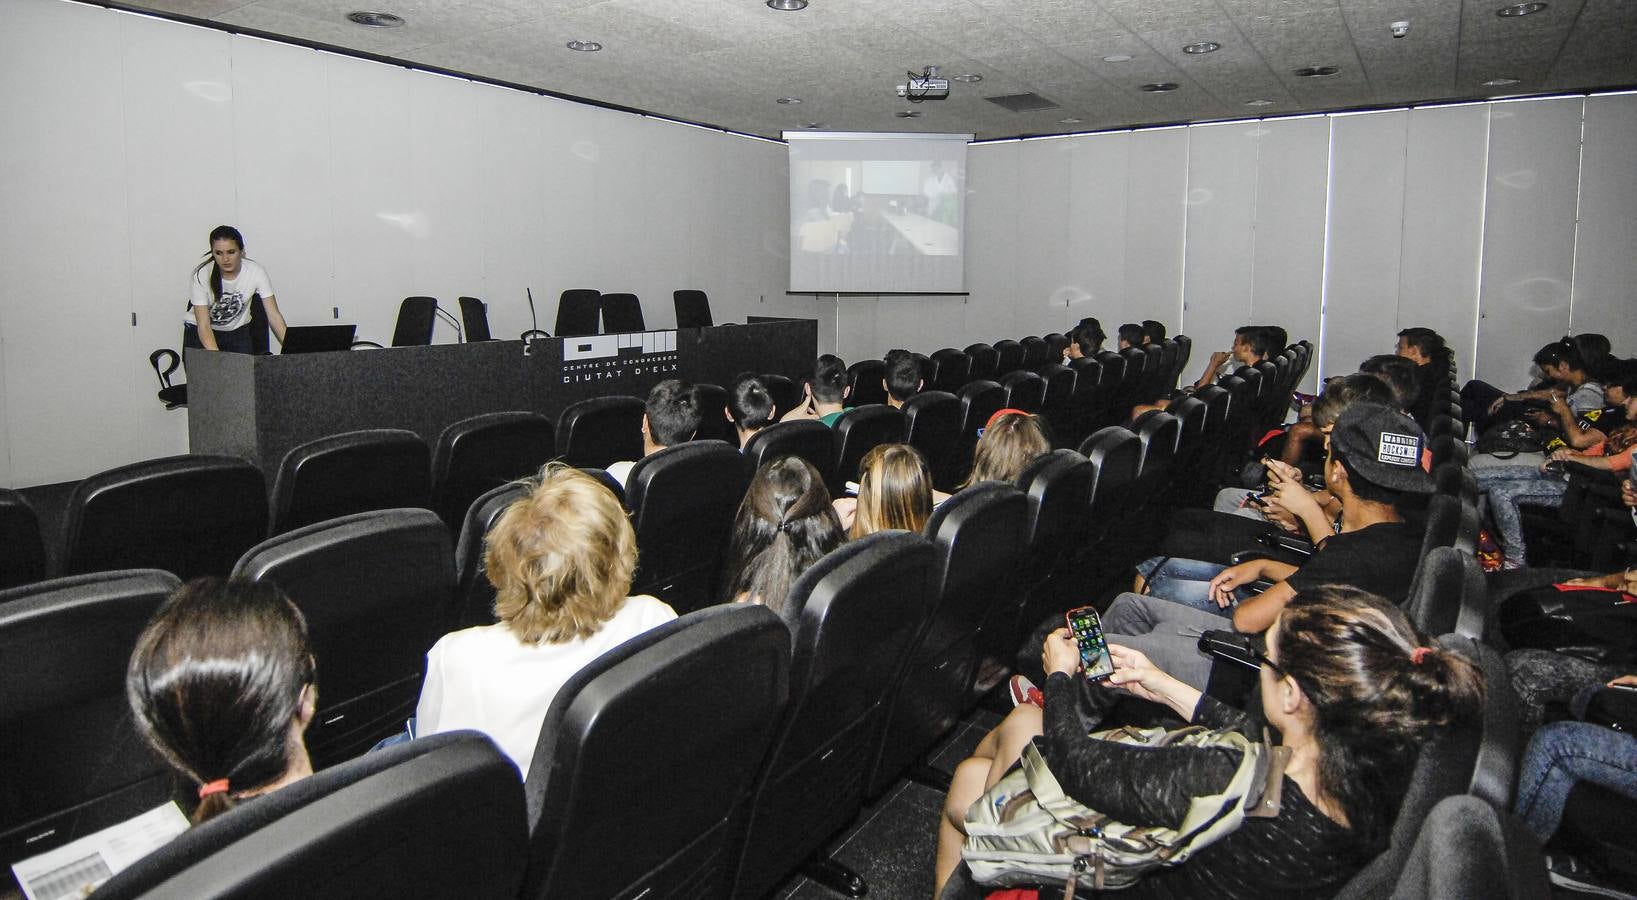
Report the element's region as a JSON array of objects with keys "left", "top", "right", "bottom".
[
  {"left": 1410, "top": 647, "right": 1433, "bottom": 666},
  {"left": 198, "top": 779, "right": 231, "bottom": 799}
]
